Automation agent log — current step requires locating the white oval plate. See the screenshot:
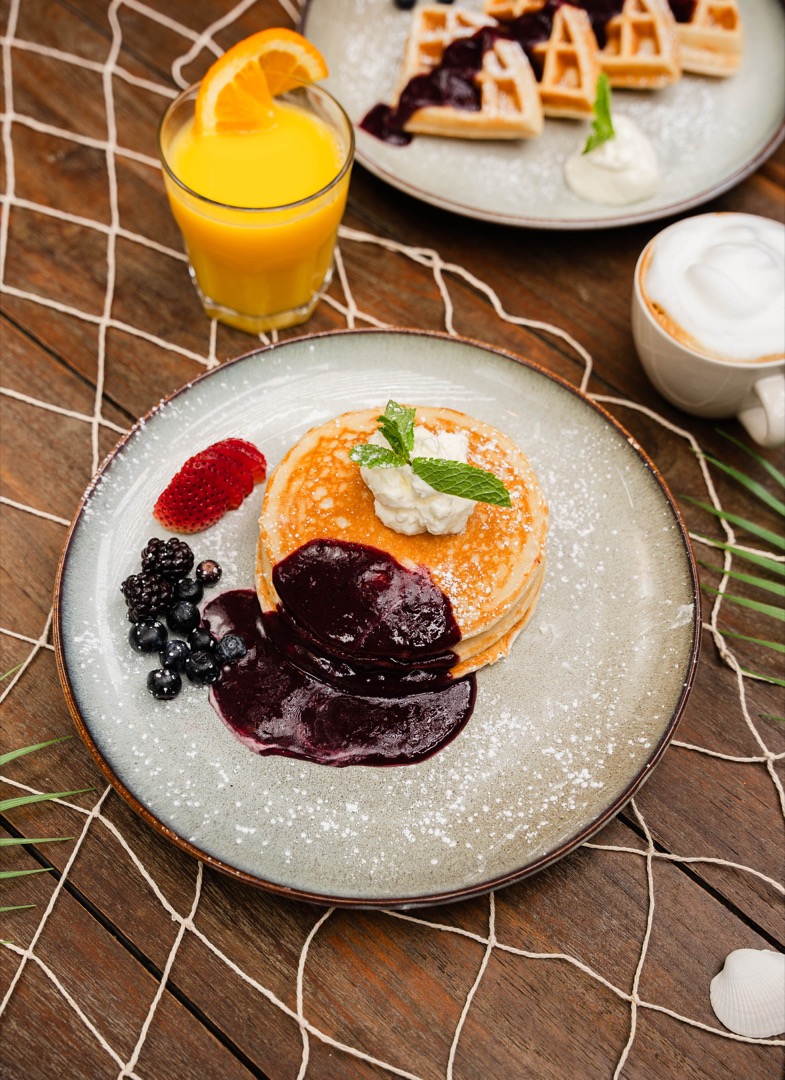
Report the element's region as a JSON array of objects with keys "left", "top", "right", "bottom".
[
  {"left": 55, "top": 331, "right": 699, "bottom": 907},
  {"left": 302, "top": 0, "right": 785, "bottom": 228}
]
